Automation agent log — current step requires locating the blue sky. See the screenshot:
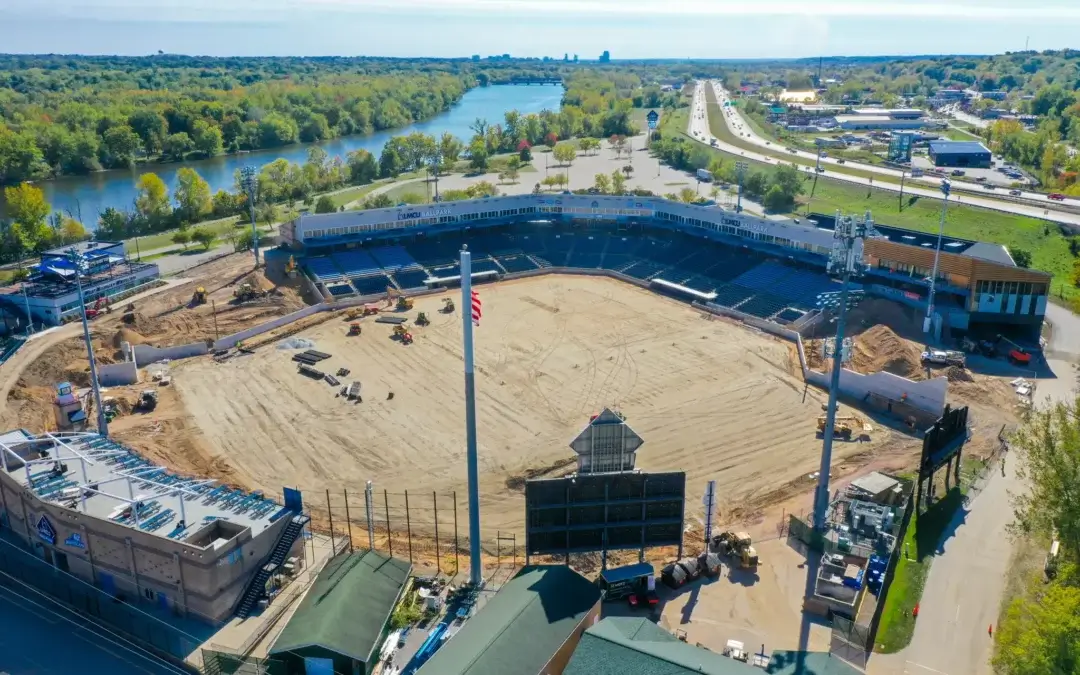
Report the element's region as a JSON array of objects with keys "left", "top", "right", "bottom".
[{"left": 4, "top": 0, "right": 1080, "bottom": 58}]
